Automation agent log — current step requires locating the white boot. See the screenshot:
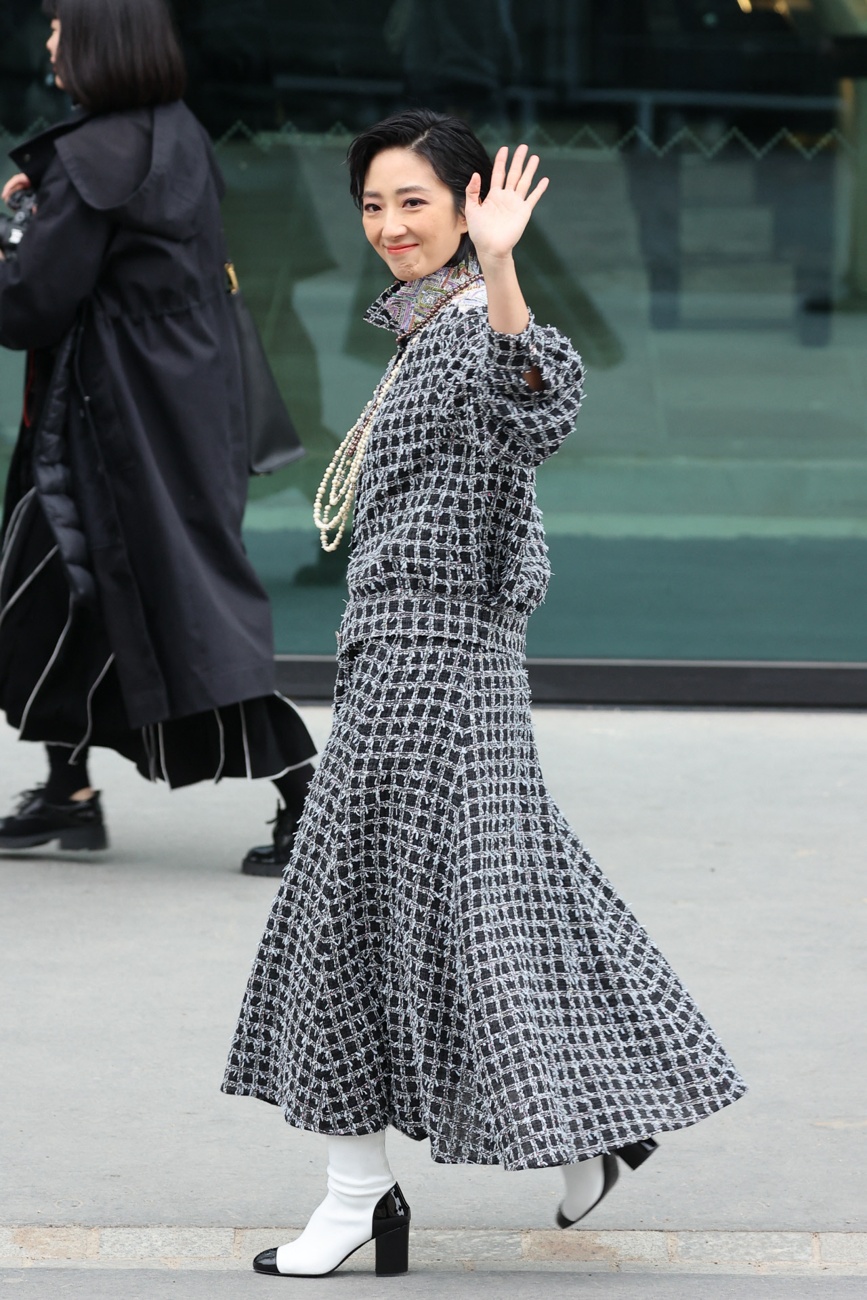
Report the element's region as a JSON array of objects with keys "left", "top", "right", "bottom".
[
  {"left": 252, "top": 1131, "right": 411, "bottom": 1278},
  {"left": 557, "top": 1153, "right": 616, "bottom": 1228}
]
